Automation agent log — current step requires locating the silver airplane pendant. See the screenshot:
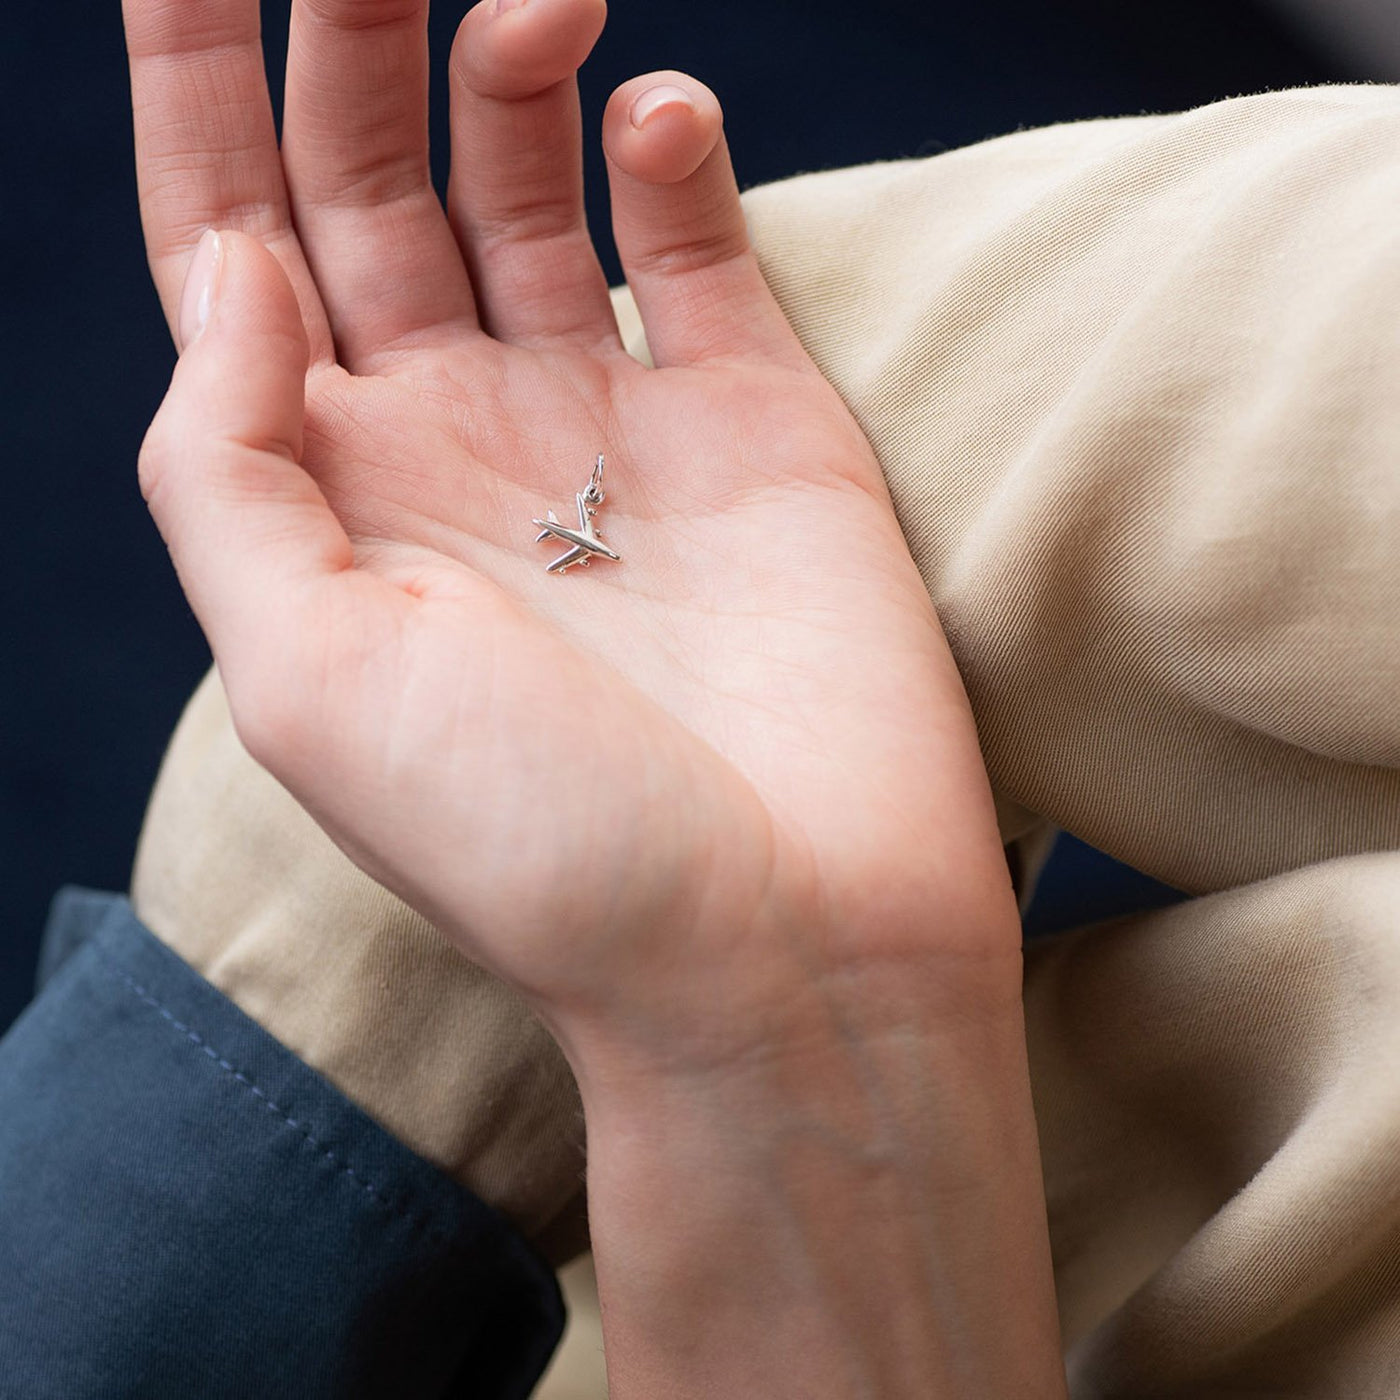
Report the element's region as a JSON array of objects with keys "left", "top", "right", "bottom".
[{"left": 532, "top": 455, "right": 621, "bottom": 574}]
